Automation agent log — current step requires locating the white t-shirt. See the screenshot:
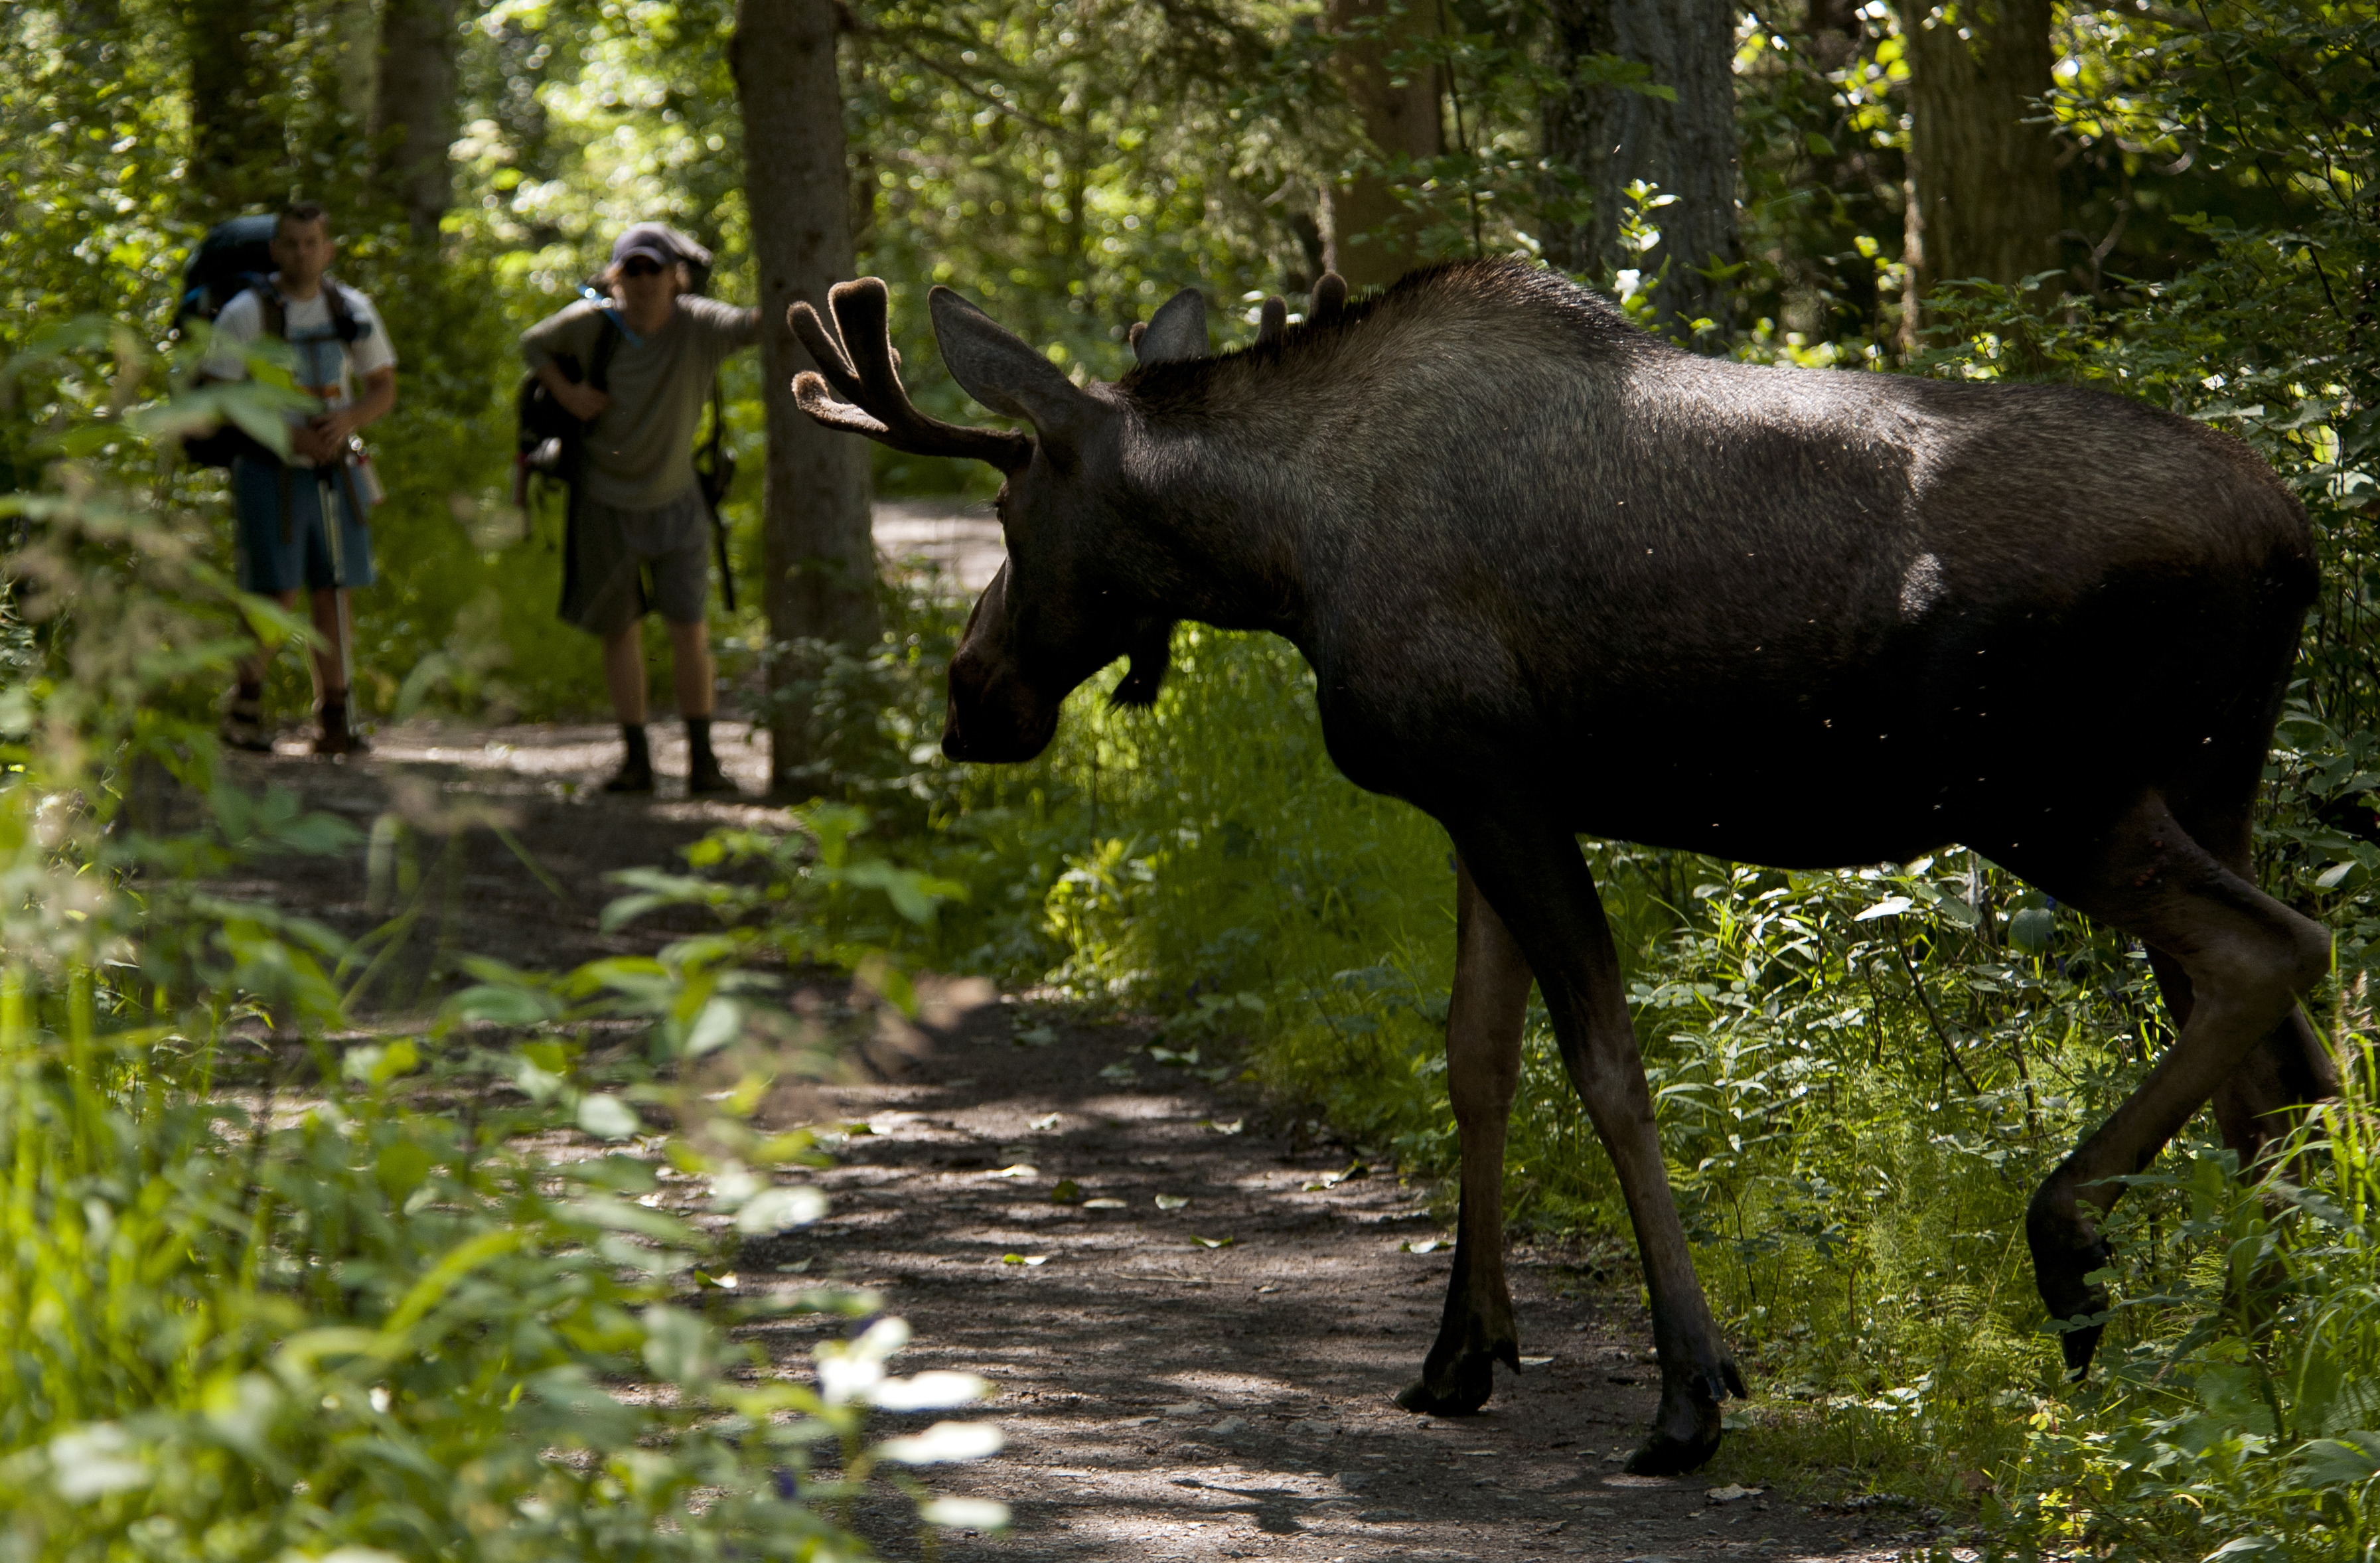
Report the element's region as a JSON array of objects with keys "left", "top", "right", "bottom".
[{"left": 202, "top": 279, "right": 396, "bottom": 467}]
